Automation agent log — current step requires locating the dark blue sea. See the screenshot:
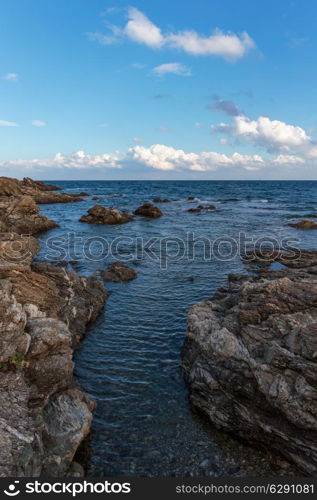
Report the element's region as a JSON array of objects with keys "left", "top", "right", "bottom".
[{"left": 37, "top": 180, "right": 317, "bottom": 476}]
